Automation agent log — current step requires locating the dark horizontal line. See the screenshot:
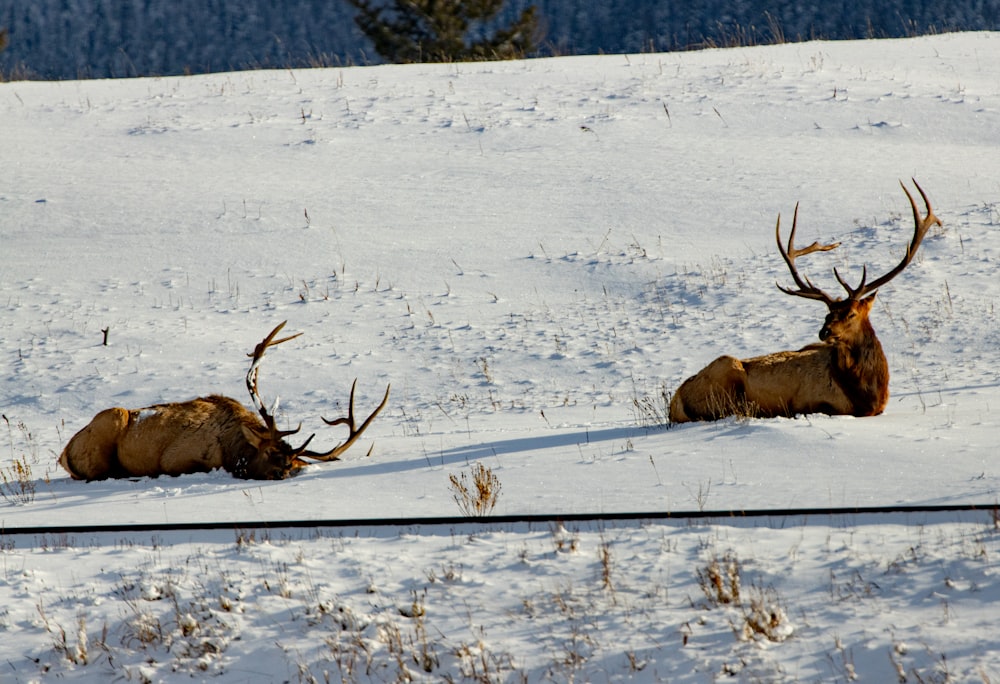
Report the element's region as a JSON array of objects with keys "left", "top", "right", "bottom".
[{"left": 2, "top": 503, "right": 995, "bottom": 537}]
